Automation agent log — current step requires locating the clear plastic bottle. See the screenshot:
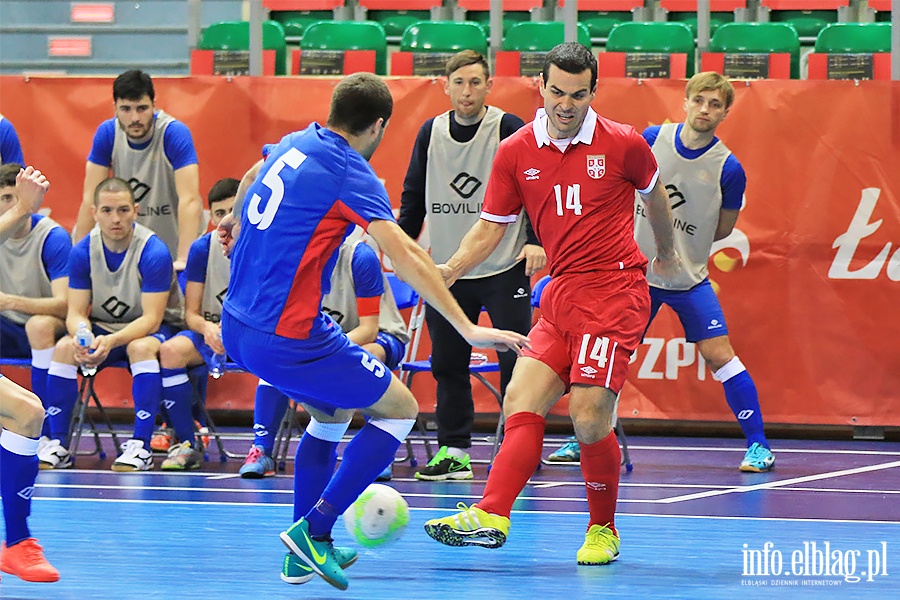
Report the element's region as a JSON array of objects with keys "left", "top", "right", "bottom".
[
  {"left": 210, "top": 331, "right": 226, "bottom": 379},
  {"left": 75, "top": 321, "right": 97, "bottom": 376}
]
